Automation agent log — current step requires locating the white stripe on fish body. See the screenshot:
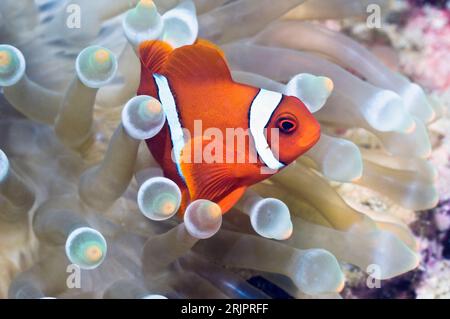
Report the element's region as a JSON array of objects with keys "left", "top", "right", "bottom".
[
  {"left": 153, "top": 74, "right": 185, "bottom": 179},
  {"left": 249, "top": 89, "right": 285, "bottom": 171}
]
